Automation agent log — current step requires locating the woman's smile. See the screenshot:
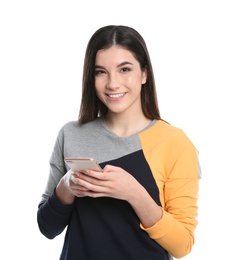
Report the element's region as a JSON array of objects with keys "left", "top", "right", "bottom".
[{"left": 106, "top": 92, "right": 126, "bottom": 100}]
